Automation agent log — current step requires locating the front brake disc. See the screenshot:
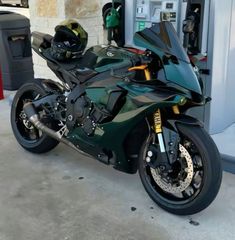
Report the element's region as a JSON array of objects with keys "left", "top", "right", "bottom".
[{"left": 150, "top": 144, "right": 194, "bottom": 194}]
